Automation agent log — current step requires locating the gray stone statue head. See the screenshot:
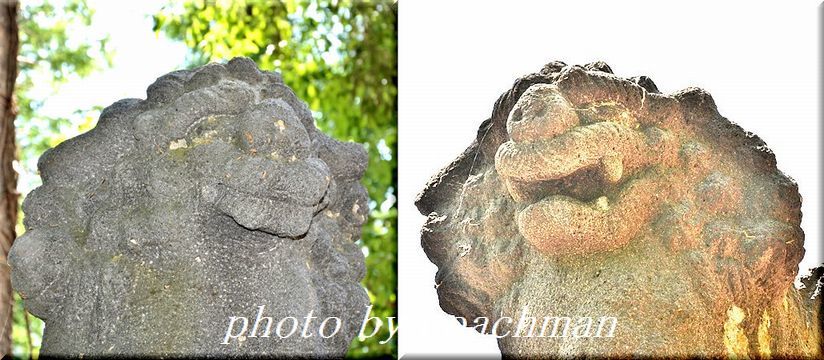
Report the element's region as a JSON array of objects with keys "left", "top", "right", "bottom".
[
  {"left": 416, "top": 61, "right": 821, "bottom": 357},
  {"left": 10, "top": 57, "right": 370, "bottom": 357}
]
